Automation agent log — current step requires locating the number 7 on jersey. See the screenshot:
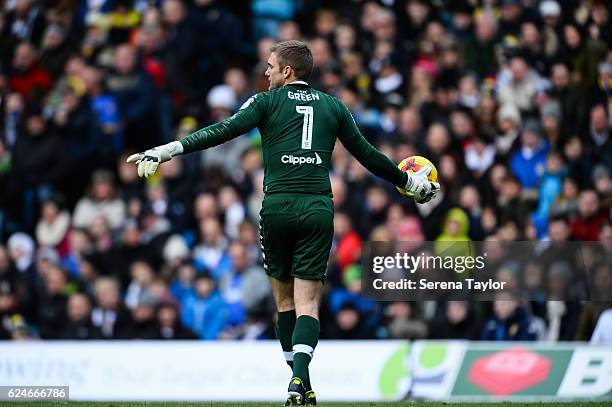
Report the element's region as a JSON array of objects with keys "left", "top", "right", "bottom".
[{"left": 296, "top": 106, "right": 313, "bottom": 150}]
